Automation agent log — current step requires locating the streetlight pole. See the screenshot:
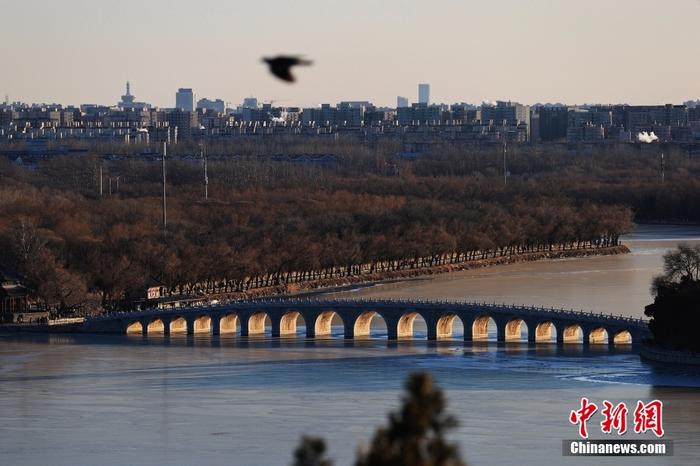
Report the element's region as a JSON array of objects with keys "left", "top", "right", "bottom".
[
  {"left": 162, "top": 142, "right": 167, "bottom": 237},
  {"left": 503, "top": 135, "right": 508, "bottom": 186},
  {"left": 201, "top": 143, "right": 208, "bottom": 200}
]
